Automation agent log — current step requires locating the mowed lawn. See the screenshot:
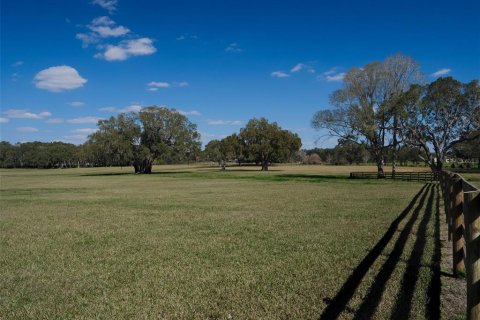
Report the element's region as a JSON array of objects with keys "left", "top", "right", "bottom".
[{"left": 1, "top": 165, "right": 440, "bottom": 319}]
